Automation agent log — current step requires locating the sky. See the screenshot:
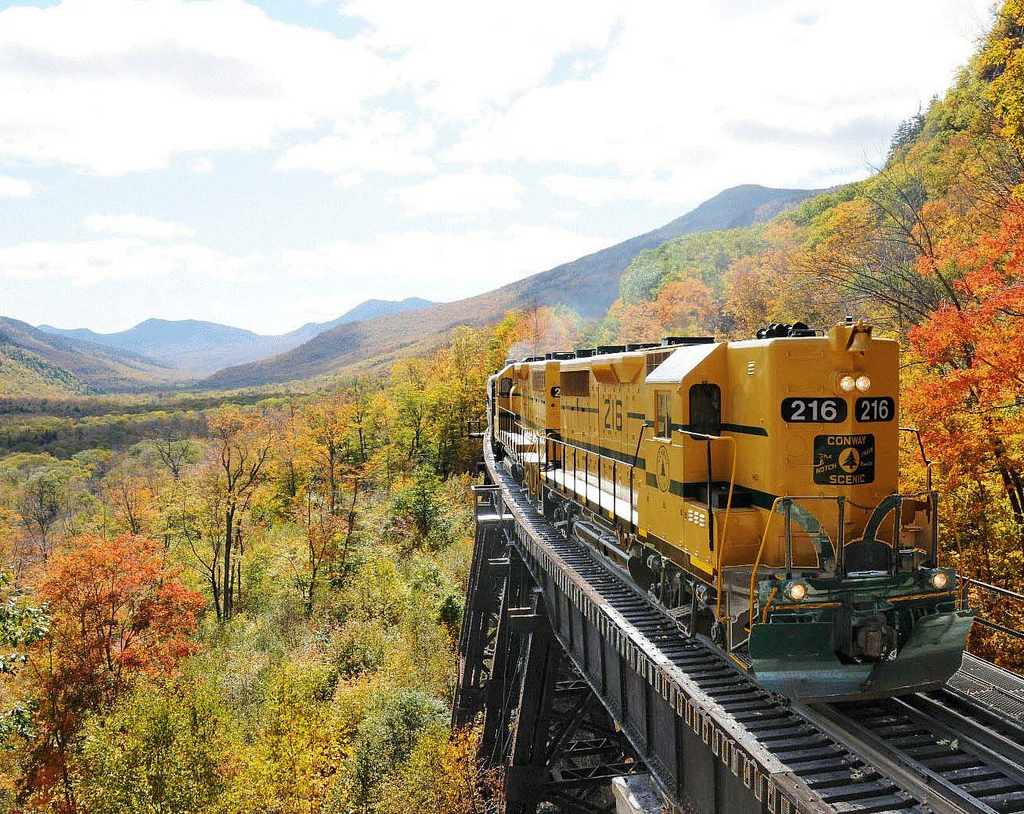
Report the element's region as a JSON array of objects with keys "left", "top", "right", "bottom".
[{"left": 0, "top": 0, "right": 995, "bottom": 335}]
